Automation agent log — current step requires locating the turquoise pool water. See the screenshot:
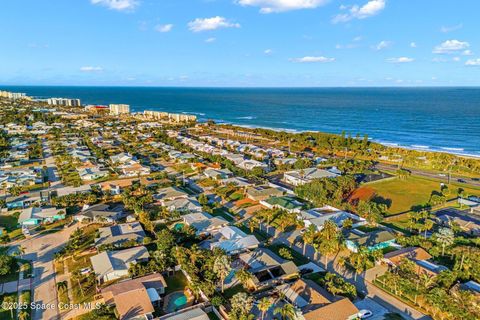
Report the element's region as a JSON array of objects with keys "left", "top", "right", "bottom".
[
  {"left": 166, "top": 292, "right": 188, "bottom": 312},
  {"left": 173, "top": 223, "right": 185, "bottom": 231}
]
